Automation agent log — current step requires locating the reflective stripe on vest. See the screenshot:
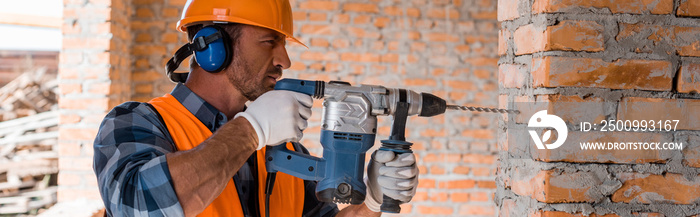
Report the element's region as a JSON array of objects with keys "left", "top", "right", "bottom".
[{"left": 149, "top": 94, "right": 305, "bottom": 217}]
